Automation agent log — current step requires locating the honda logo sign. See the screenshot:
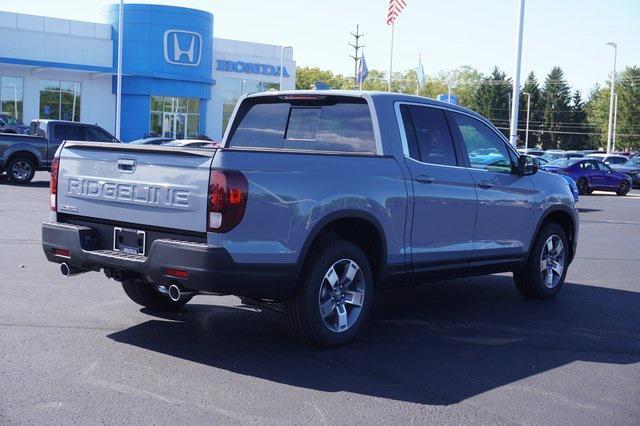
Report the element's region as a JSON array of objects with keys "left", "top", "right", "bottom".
[{"left": 163, "top": 30, "right": 202, "bottom": 66}]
